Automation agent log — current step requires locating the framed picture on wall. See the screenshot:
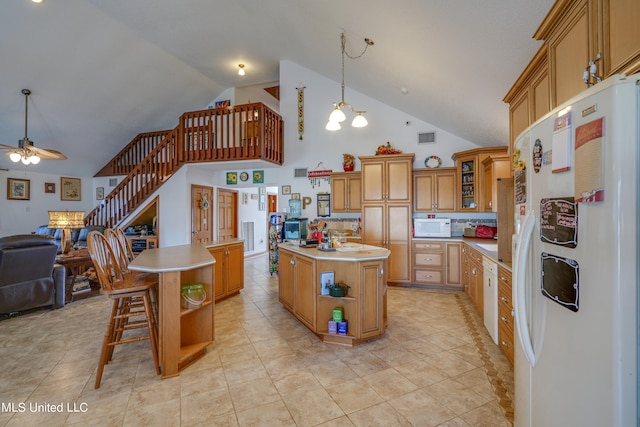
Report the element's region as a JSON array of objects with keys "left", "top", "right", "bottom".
[
  {"left": 317, "top": 193, "right": 330, "bottom": 217},
  {"left": 44, "top": 182, "right": 55, "bottom": 193},
  {"left": 7, "top": 178, "right": 30, "bottom": 200},
  {"left": 281, "top": 185, "right": 291, "bottom": 195},
  {"left": 61, "top": 177, "right": 81, "bottom": 201},
  {"left": 96, "top": 187, "right": 104, "bottom": 200},
  {"left": 291, "top": 193, "right": 300, "bottom": 200}
]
